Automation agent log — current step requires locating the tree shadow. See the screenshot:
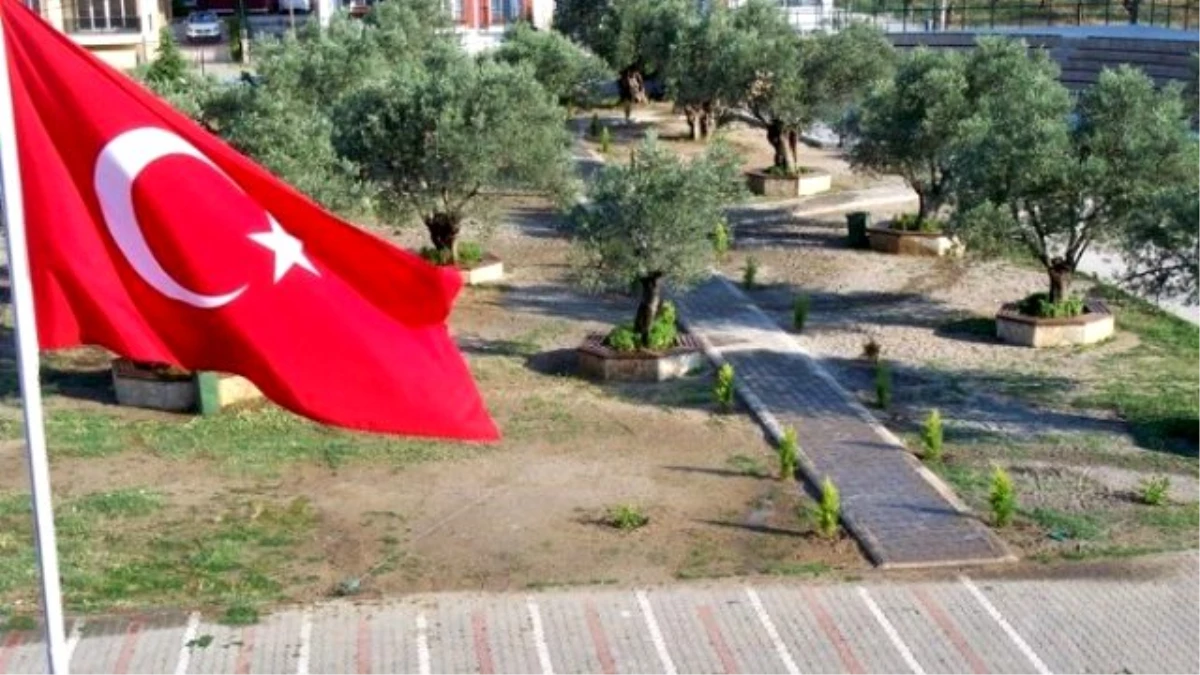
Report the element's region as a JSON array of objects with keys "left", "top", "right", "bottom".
[
  {"left": 731, "top": 214, "right": 854, "bottom": 250},
  {"left": 505, "top": 206, "right": 568, "bottom": 241},
  {"left": 745, "top": 281, "right": 963, "bottom": 332},
  {"left": 662, "top": 465, "right": 769, "bottom": 480},
  {"left": 499, "top": 282, "right": 632, "bottom": 326},
  {"left": 696, "top": 519, "right": 807, "bottom": 538}
]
